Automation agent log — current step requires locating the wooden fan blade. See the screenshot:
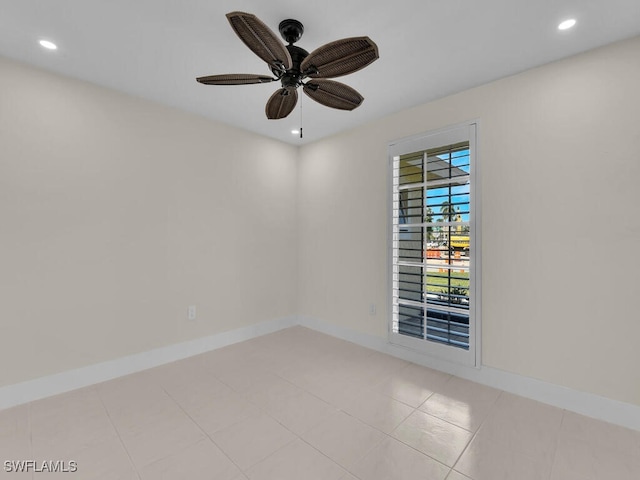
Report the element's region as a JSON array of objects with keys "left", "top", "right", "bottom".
[
  {"left": 265, "top": 88, "right": 298, "bottom": 119},
  {"left": 226, "top": 12, "right": 292, "bottom": 71},
  {"left": 196, "top": 74, "right": 275, "bottom": 85},
  {"left": 303, "top": 79, "right": 364, "bottom": 111},
  {"left": 301, "top": 37, "right": 378, "bottom": 79}
]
